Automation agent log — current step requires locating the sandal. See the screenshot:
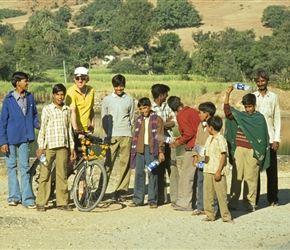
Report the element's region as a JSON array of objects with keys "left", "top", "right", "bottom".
[
  {"left": 192, "top": 209, "right": 206, "bottom": 215},
  {"left": 202, "top": 217, "right": 214, "bottom": 222},
  {"left": 57, "top": 205, "right": 73, "bottom": 211},
  {"left": 173, "top": 205, "right": 192, "bottom": 211},
  {"left": 223, "top": 219, "right": 235, "bottom": 224},
  {"left": 128, "top": 202, "right": 141, "bottom": 207},
  {"left": 36, "top": 205, "right": 46, "bottom": 212}
]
